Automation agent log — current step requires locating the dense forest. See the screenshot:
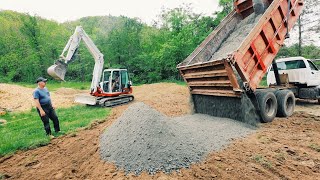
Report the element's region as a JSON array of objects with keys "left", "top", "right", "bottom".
[{"left": 0, "top": 0, "right": 319, "bottom": 84}]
